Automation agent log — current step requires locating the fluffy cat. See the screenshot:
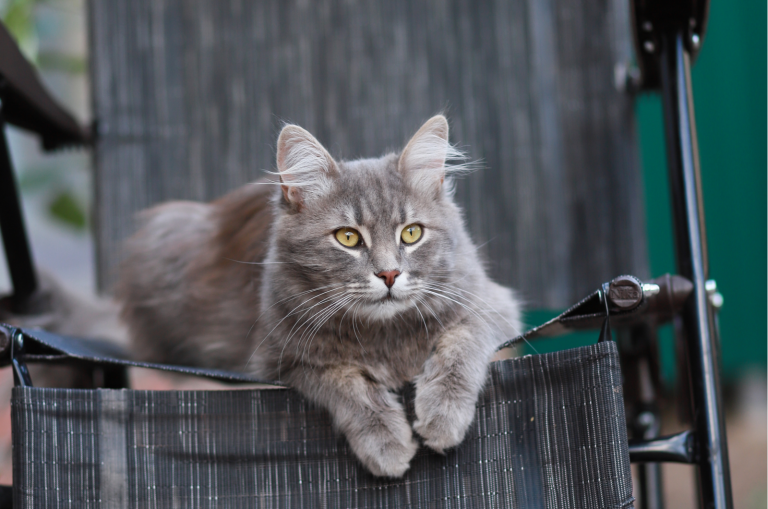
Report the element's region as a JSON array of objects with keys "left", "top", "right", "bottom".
[{"left": 118, "top": 115, "right": 521, "bottom": 477}]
